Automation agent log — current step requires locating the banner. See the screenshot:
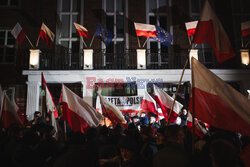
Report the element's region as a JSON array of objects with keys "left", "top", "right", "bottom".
[{"left": 96, "top": 95, "right": 143, "bottom": 115}]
